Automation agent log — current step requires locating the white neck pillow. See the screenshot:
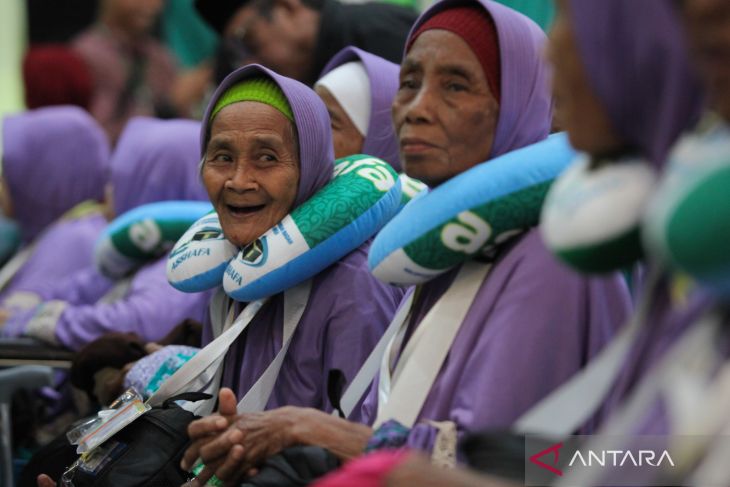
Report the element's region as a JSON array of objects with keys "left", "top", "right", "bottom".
[
  {"left": 643, "top": 123, "right": 730, "bottom": 295},
  {"left": 167, "top": 155, "right": 402, "bottom": 301},
  {"left": 95, "top": 201, "right": 213, "bottom": 278},
  {"left": 541, "top": 154, "right": 657, "bottom": 273}
]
